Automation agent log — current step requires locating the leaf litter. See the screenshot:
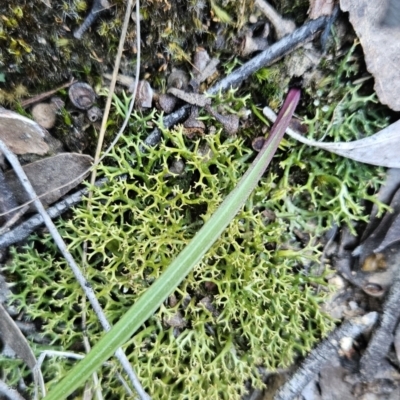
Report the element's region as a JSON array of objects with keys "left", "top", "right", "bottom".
[{"left": 3, "top": 153, "right": 93, "bottom": 211}]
